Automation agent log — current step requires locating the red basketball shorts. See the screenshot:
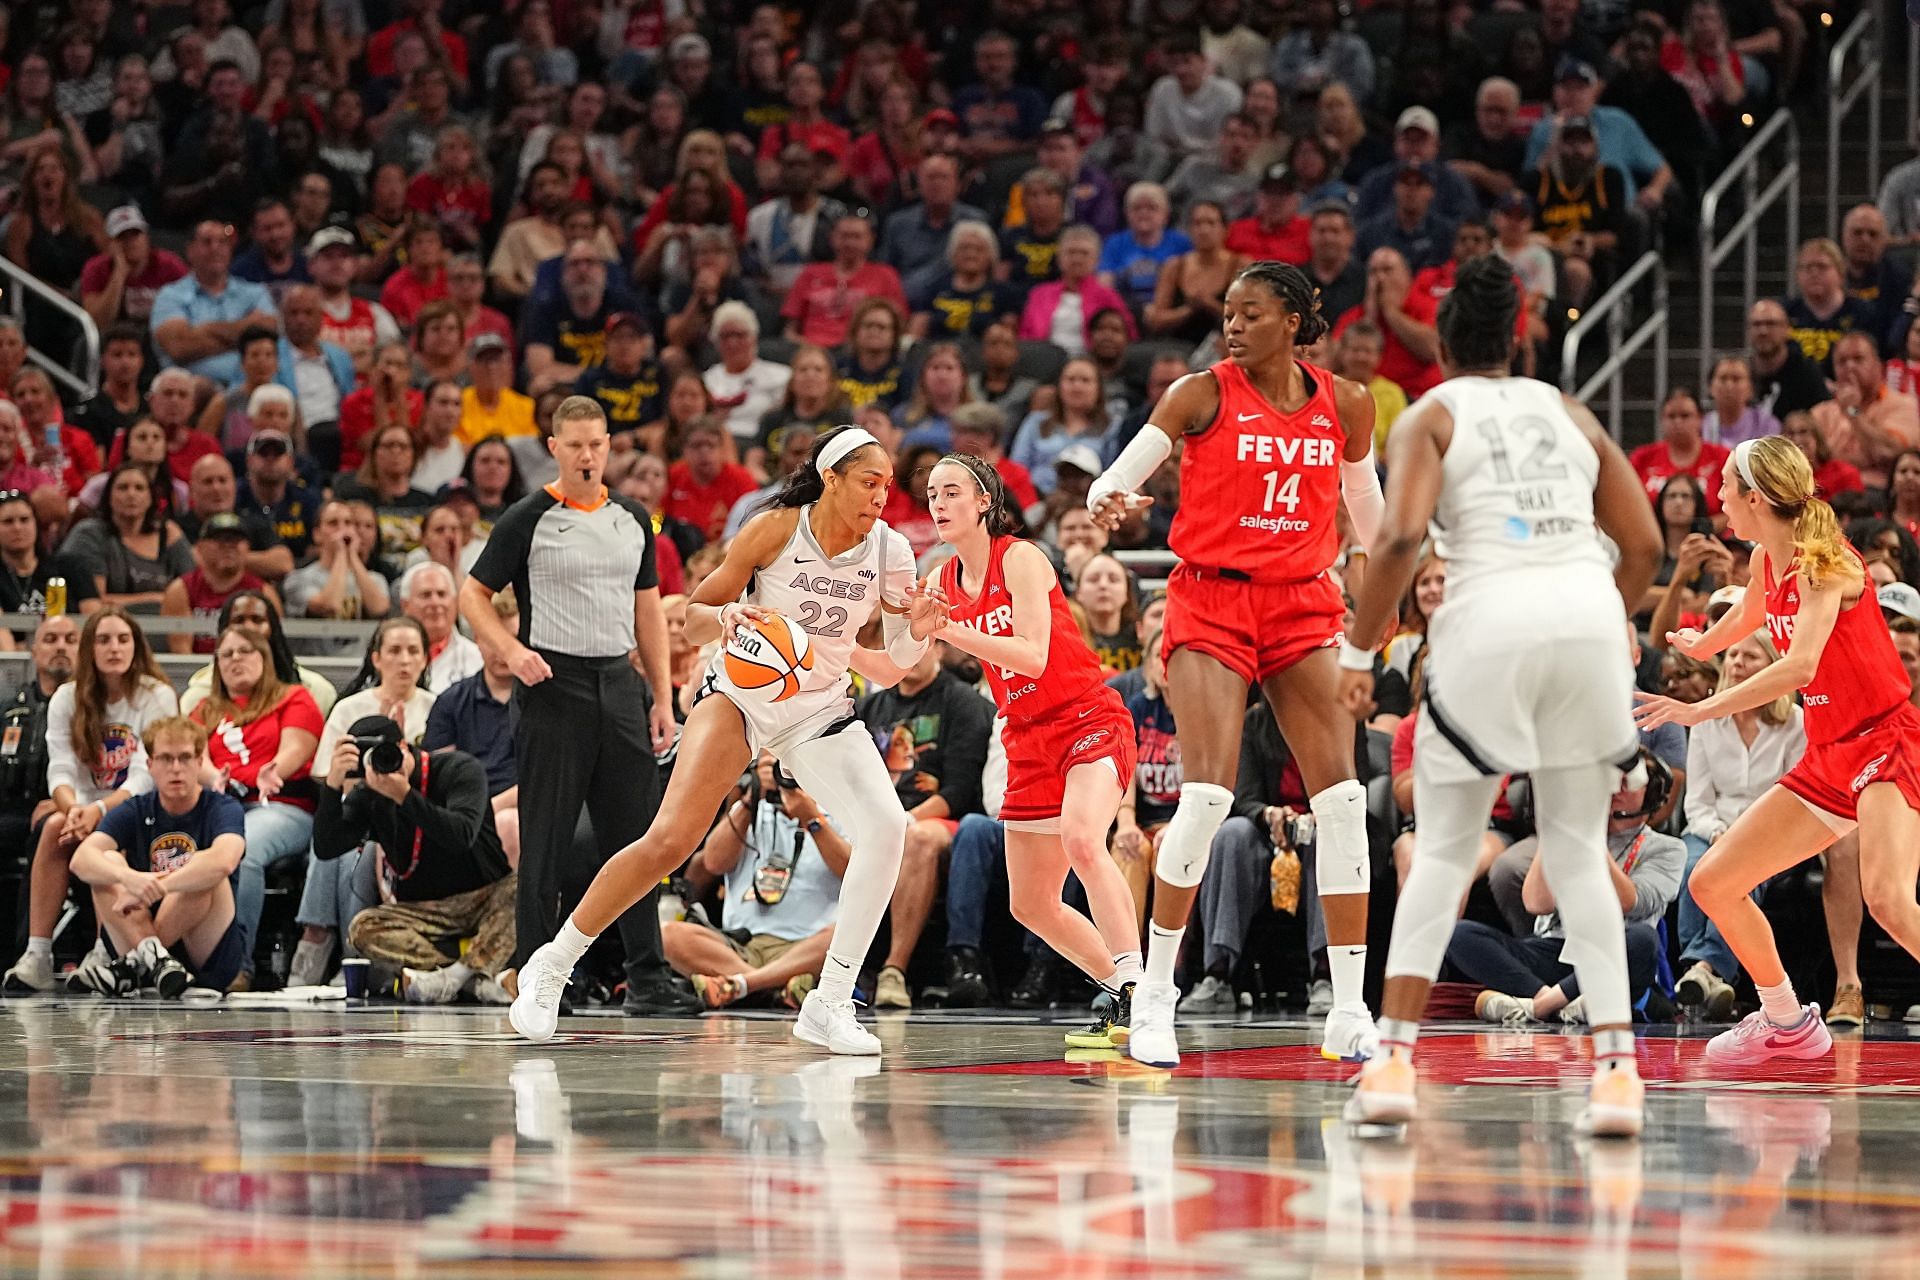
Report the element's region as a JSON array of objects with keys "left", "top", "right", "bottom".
[
  {"left": 1000, "top": 684, "right": 1136, "bottom": 827},
  {"left": 1161, "top": 564, "right": 1345, "bottom": 685},
  {"left": 1781, "top": 702, "right": 1920, "bottom": 826}
]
